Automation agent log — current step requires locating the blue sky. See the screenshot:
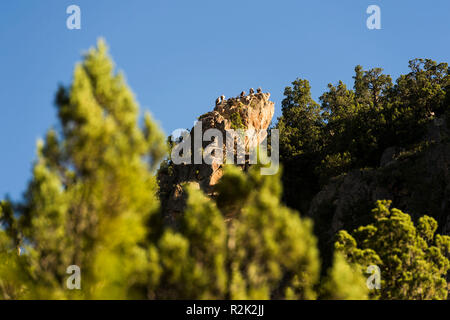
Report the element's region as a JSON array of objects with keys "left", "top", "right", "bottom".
[{"left": 0, "top": 0, "right": 449, "bottom": 200}]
